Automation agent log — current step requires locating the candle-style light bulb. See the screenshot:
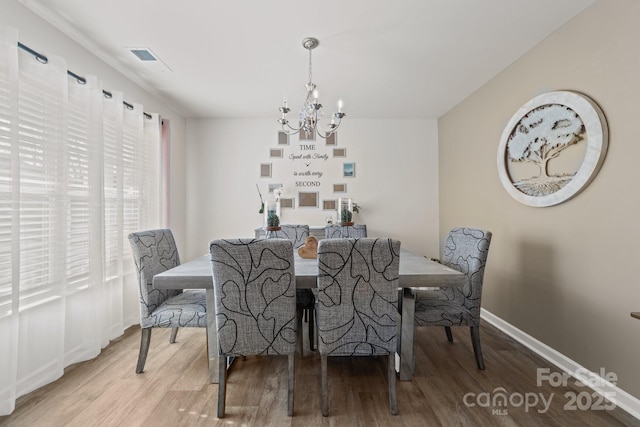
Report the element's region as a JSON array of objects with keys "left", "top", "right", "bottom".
[
  {"left": 338, "top": 99, "right": 343, "bottom": 113},
  {"left": 283, "top": 97, "right": 287, "bottom": 108},
  {"left": 313, "top": 90, "right": 319, "bottom": 102}
]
